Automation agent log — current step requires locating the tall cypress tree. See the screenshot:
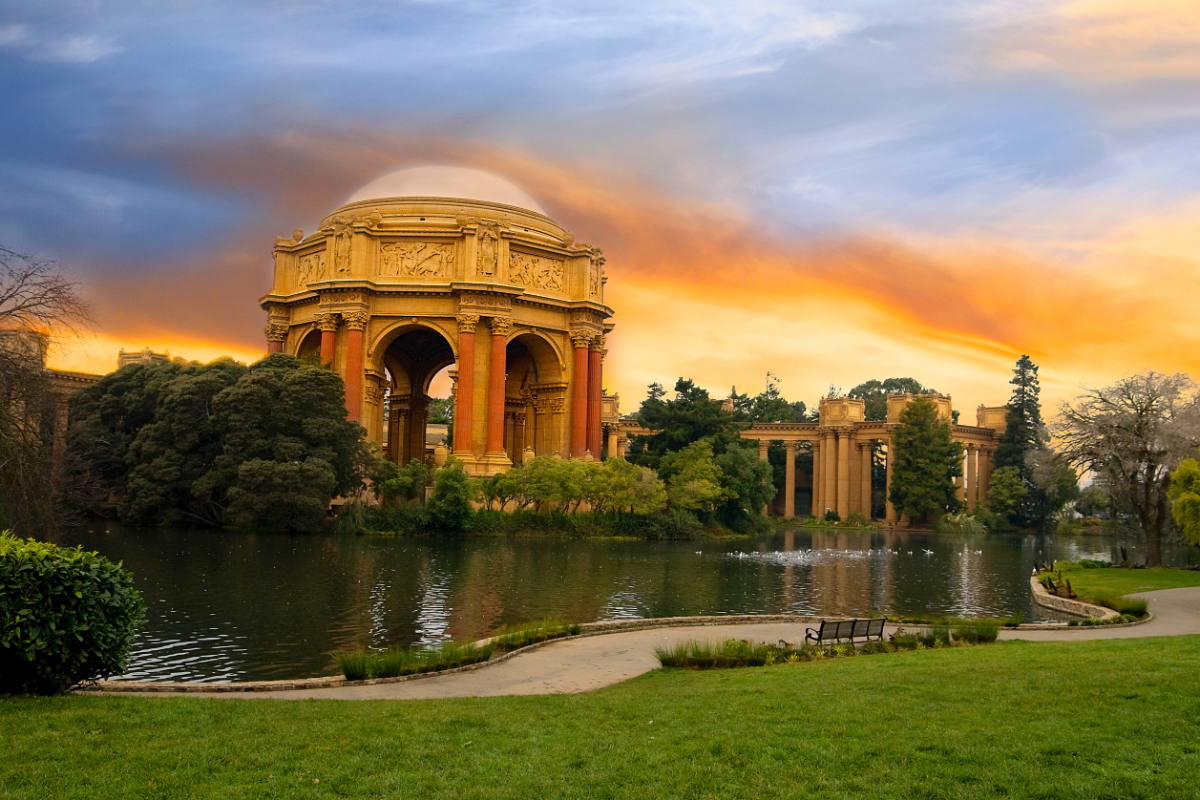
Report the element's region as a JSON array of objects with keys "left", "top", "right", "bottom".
[
  {"left": 887, "top": 396, "right": 964, "bottom": 524},
  {"left": 992, "top": 355, "right": 1051, "bottom": 525}
]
